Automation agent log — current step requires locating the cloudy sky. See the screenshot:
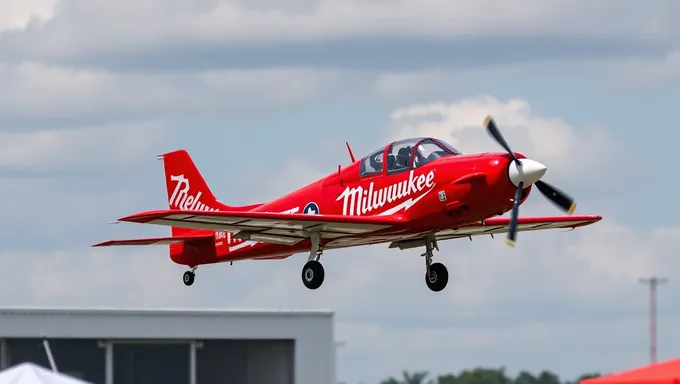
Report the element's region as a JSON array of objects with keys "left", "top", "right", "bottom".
[{"left": 1, "top": 0, "right": 679, "bottom": 383}]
